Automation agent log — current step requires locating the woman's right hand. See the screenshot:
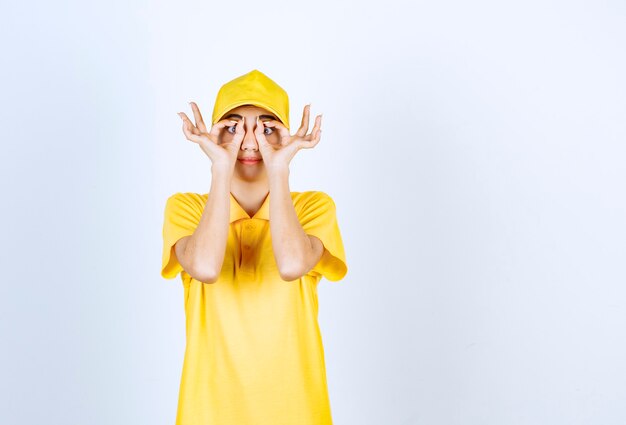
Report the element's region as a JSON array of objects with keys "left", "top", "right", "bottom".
[{"left": 177, "top": 102, "right": 245, "bottom": 171}]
